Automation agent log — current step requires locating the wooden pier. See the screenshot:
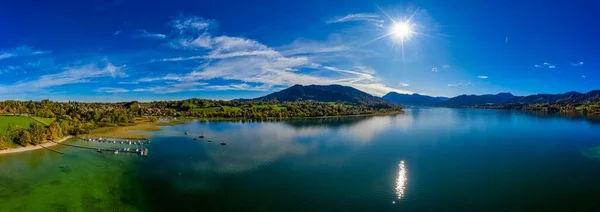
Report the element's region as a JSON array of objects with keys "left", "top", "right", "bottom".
[
  {"left": 50, "top": 140, "right": 148, "bottom": 155},
  {"left": 40, "top": 144, "right": 64, "bottom": 154}
]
